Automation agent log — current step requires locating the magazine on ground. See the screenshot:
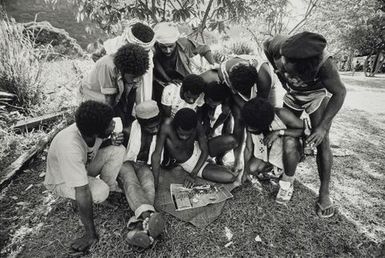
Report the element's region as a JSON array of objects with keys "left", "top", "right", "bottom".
[{"left": 170, "top": 183, "right": 233, "bottom": 211}]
